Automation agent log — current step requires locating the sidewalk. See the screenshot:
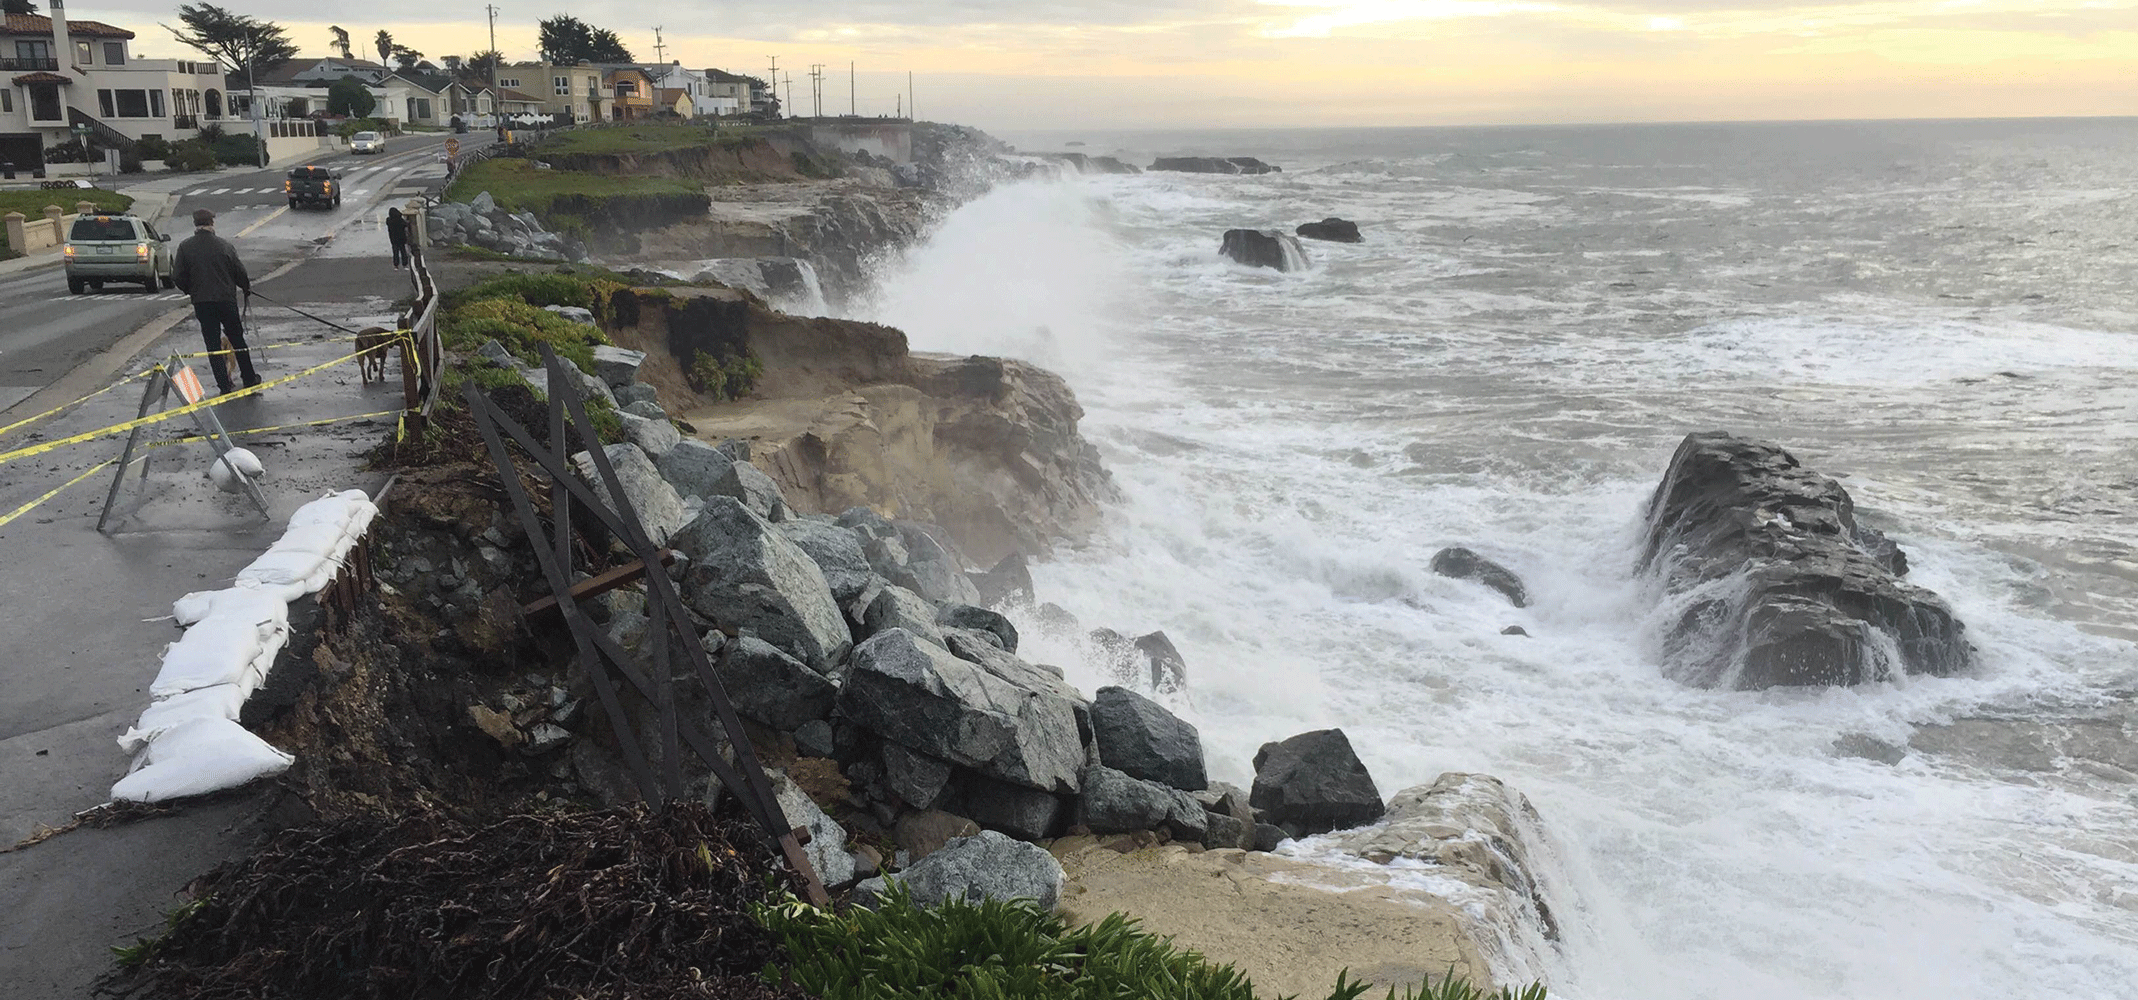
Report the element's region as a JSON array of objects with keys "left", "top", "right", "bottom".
[{"left": 0, "top": 234, "right": 417, "bottom": 998}]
